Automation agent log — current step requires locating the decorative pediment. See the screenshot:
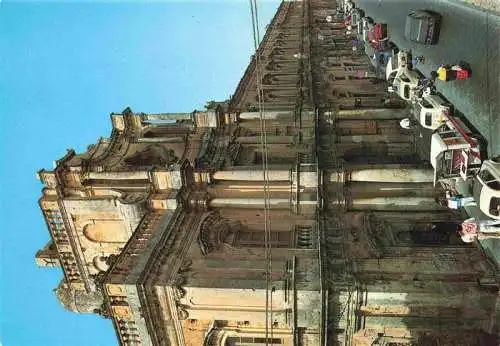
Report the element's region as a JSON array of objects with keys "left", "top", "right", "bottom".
[
  {"left": 203, "top": 322, "right": 225, "bottom": 346},
  {"left": 124, "top": 144, "right": 179, "bottom": 168},
  {"left": 198, "top": 212, "right": 240, "bottom": 255}
]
